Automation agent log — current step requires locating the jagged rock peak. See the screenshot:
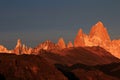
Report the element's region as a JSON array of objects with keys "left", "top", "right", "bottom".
[
  {"left": 33, "top": 40, "right": 59, "bottom": 53},
  {"left": 77, "top": 28, "right": 83, "bottom": 36},
  {"left": 16, "top": 39, "right": 22, "bottom": 48},
  {"left": 57, "top": 37, "right": 66, "bottom": 49},
  {"left": 95, "top": 21, "right": 104, "bottom": 27},
  {"left": 14, "top": 39, "right": 22, "bottom": 54},
  {"left": 40, "top": 40, "right": 56, "bottom": 47},
  {"left": 14, "top": 39, "right": 32, "bottom": 54},
  {"left": 0, "top": 45, "right": 8, "bottom": 53},
  {"left": 89, "top": 21, "right": 111, "bottom": 42},
  {"left": 34, "top": 40, "right": 53, "bottom": 50},
  {"left": 74, "top": 28, "right": 85, "bottom": 47},
  {"left": 67, "top": 41, "right": 73, "bottom": 48}
]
